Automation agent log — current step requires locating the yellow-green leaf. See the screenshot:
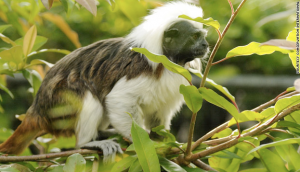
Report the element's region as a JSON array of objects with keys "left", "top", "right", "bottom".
[
  {"left": 132, "top": 47, "right": 192, "bottom": 82},
  {"left": 179, "top": 15, "right": 220, "bottom": 30},
  {"left": 0, "top": 33, "right": 16, "bottom": 46},
  {"left": 226, "top": 42, "right": 292, "bottom": 59},
  {"left": 23, "top": 25, "right": 37, "bottom": 57},
  {"left": 228, "top": 110, "right": 264, "bottom": 126},
  {"left": 287, "top": 28, "right": 296, "bottom": 42}
]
